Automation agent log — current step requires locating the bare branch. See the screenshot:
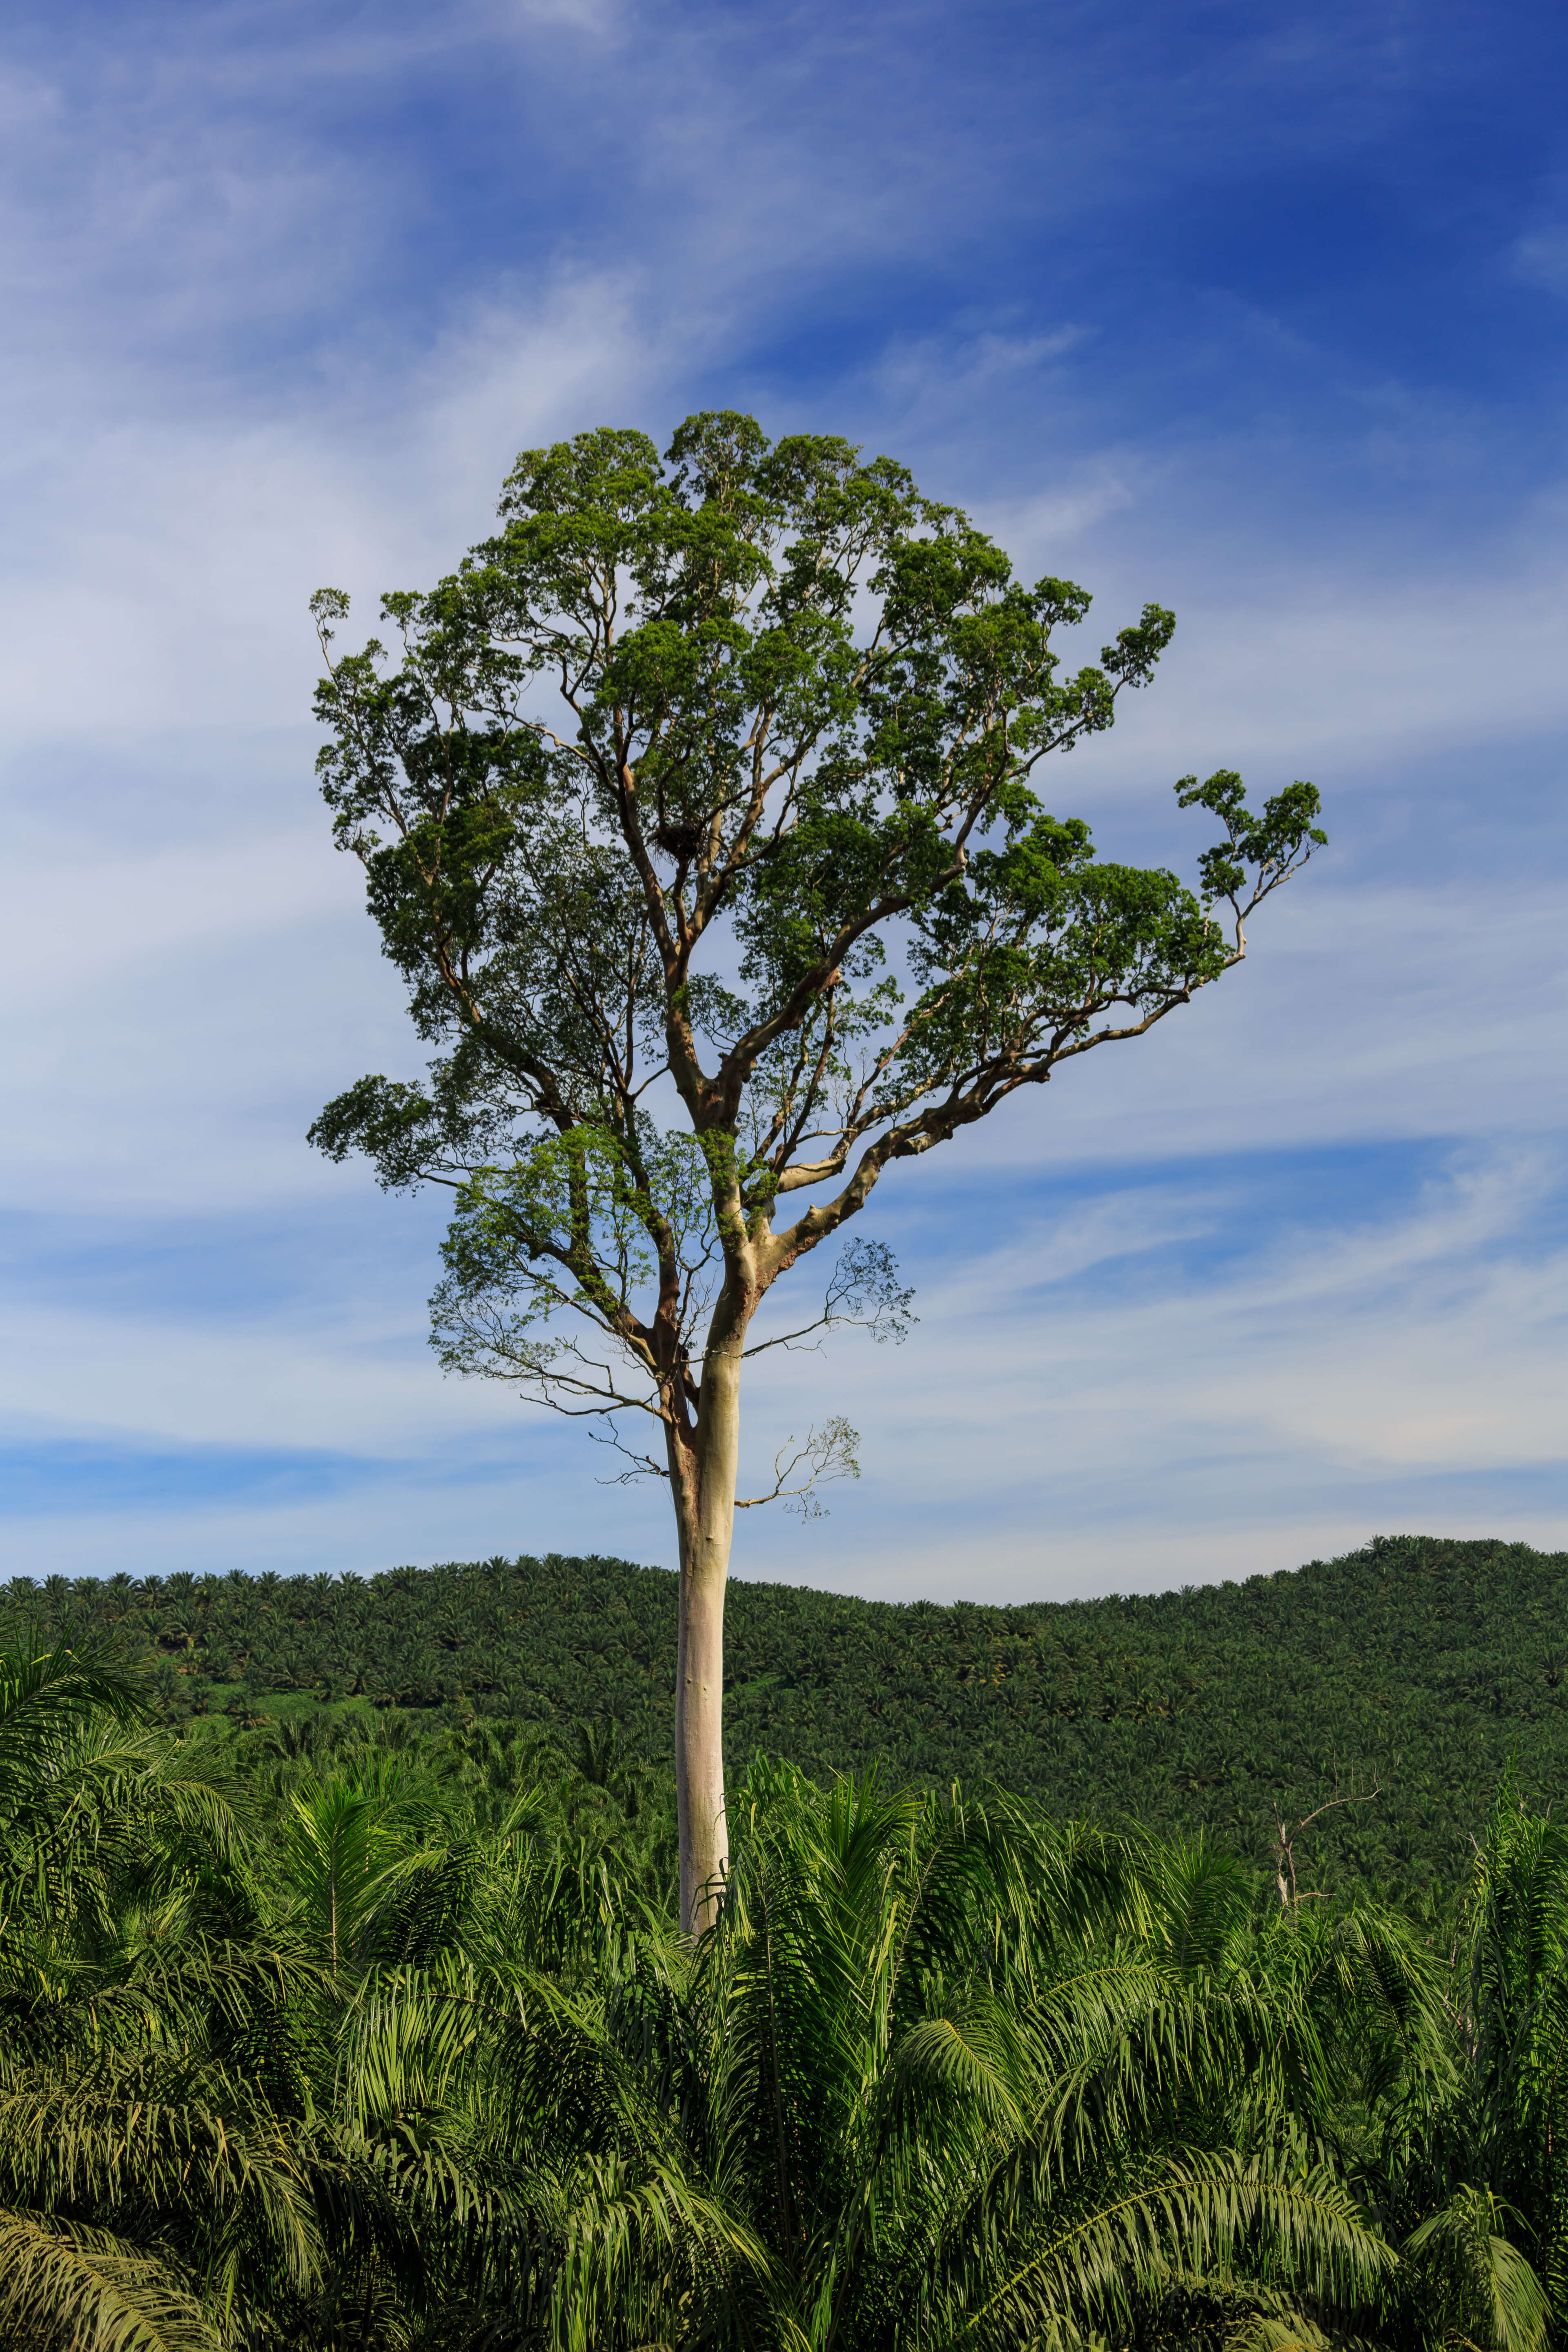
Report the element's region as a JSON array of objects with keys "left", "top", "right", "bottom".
[
  {"left": 588, "top": 1424, "right": 669, "bottom": 1485},
  {"left": 1272, "top": 1779, "right": 1383, "bottom": 1908},
  {"left": 735, "top": 1417, "right": 860, "bottom": 1517},
  {"left": 744, "top": 1236, "right": 915, "bottom": 1356}
]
